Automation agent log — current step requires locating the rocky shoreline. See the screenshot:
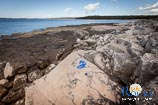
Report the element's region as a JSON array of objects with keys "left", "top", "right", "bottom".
[{"left": 0, "top": 19, "right": 158, "bottom": 105}]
